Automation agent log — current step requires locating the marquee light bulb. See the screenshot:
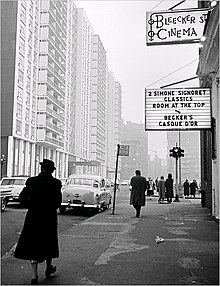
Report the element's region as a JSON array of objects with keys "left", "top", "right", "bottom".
[{"left": 210, "top": 1, "right": 217, "bottom": 7}]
